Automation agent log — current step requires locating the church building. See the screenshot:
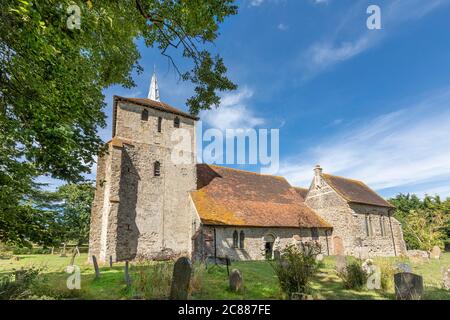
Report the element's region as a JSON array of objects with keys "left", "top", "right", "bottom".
[{"left": 88, "top": 73, "right": 407, "bottom": 263}]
